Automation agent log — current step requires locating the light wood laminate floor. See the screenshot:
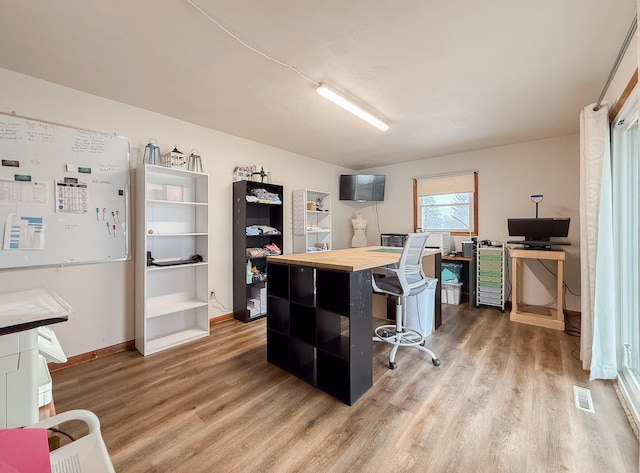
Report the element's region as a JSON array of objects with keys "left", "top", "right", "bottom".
[{"left": 51, "top": 305, "right": 638, "bottom": 472}]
